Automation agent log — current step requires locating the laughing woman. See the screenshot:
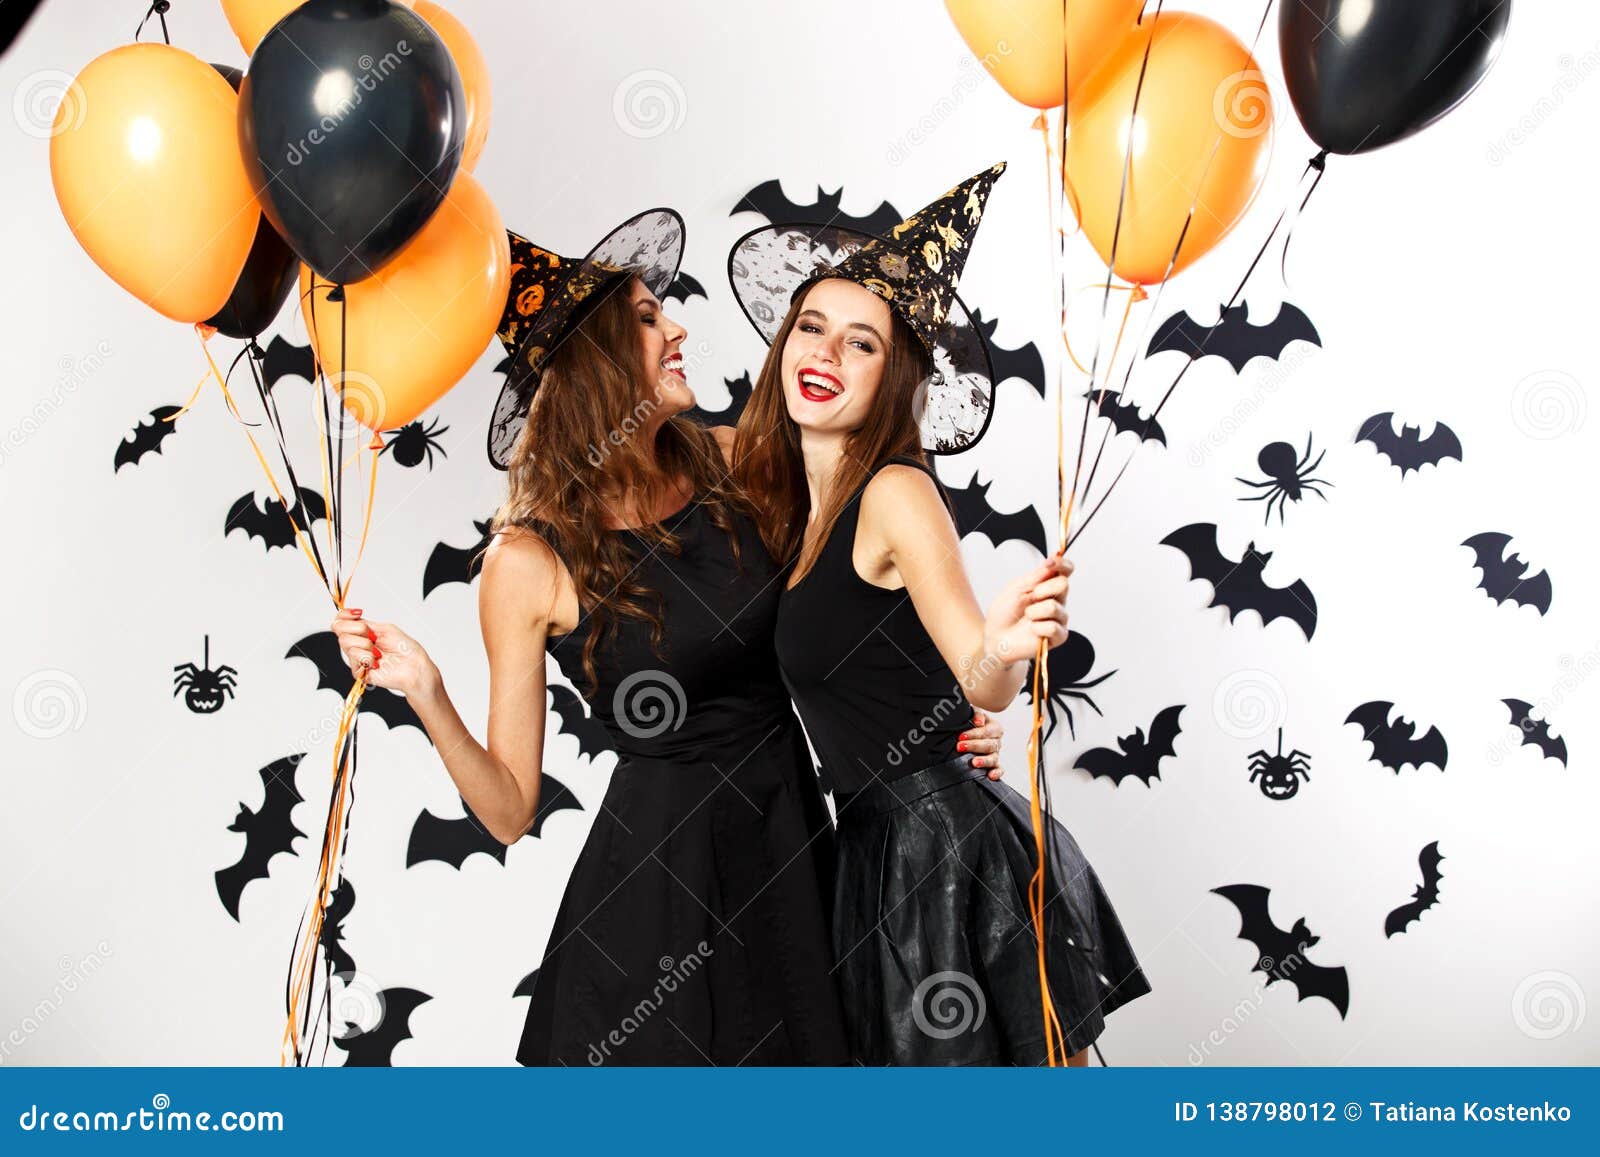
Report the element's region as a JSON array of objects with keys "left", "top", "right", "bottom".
[{"left": 725, "top": 163, "right": 1153, "bottom": 1065}]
